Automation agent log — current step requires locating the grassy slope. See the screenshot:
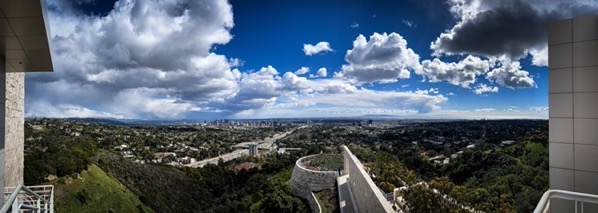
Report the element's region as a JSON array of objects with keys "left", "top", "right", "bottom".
[{"left": 54, "top": 164, "right": 153, "bottom": 213}]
